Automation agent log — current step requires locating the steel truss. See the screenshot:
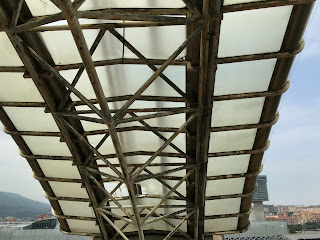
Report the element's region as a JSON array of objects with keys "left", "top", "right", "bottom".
[{"left": 0, "top": 0, "right": 314, "bottom": 240}]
